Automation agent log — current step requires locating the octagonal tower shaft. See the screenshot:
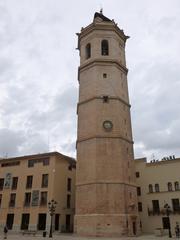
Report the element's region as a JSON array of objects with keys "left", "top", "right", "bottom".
[{"left": 75, "top": 12, "right": 139, "bottom": 237}]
